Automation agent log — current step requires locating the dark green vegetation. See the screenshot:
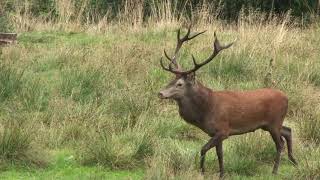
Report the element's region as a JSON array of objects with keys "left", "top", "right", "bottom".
[
  {"left": 1, "top": 0, "right": 319, "bottom": 24},
  {"left": 1, "top": 0, "right": 320, "bottom": 33}
]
